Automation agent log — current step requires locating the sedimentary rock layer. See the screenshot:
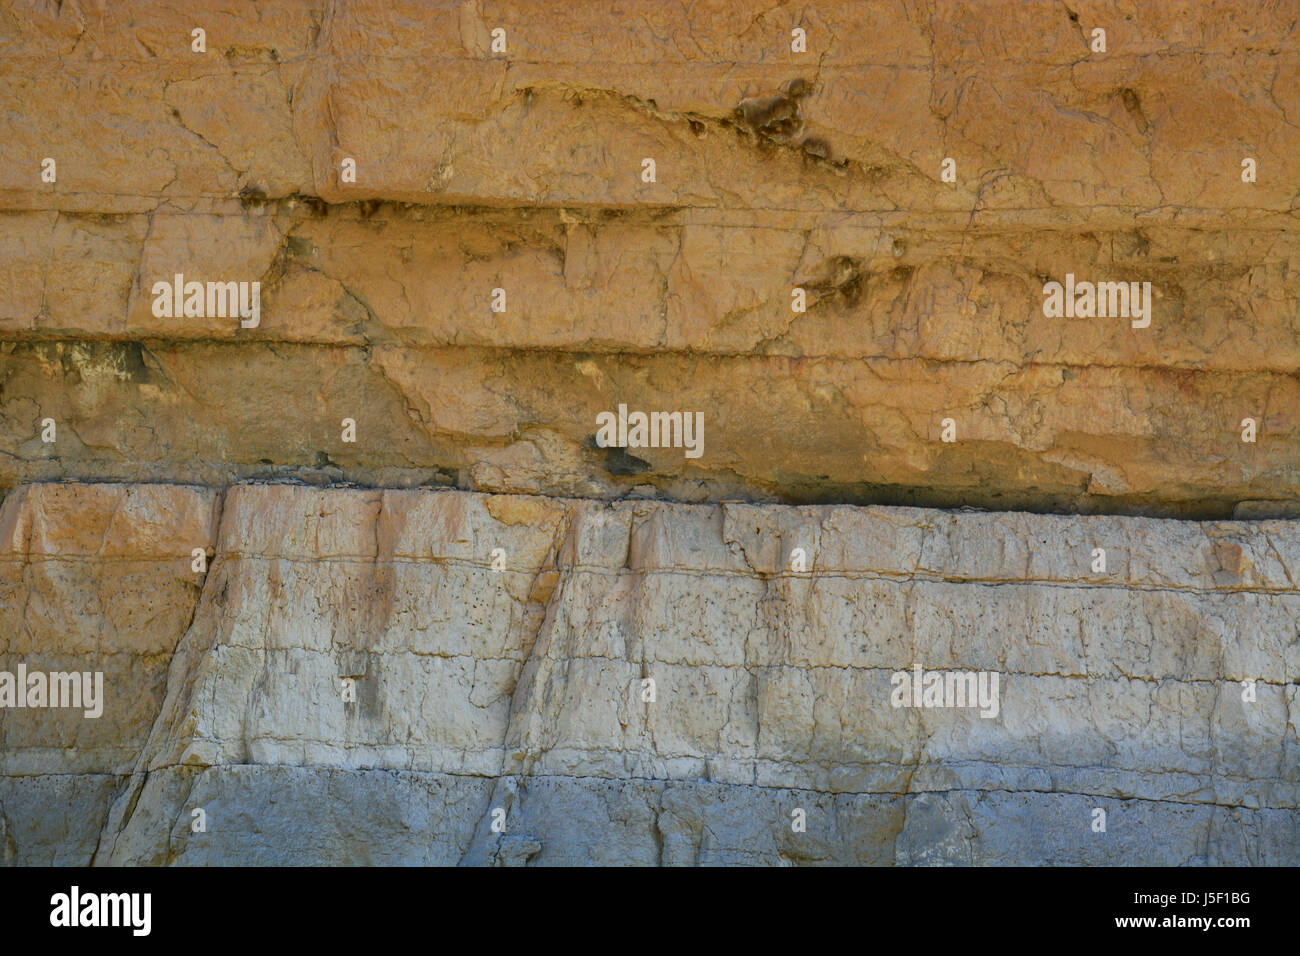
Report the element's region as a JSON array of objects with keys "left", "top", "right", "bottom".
[
  {"left": 2, "top": 1, "right": 1298, "bottom": 515},
  {"left": 4, "top": 336, "right": 1295, "bottom": 515},
  {"left": 1, "top": 1, "right": 1298, "bottom": 867},
  {"left": 2, "top": 483, "right": 1295, "bottom": 865},
  {"left": 2, "top": 1, "right": 1298, "bottom": 214}
]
